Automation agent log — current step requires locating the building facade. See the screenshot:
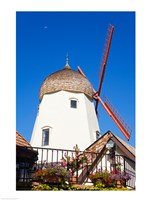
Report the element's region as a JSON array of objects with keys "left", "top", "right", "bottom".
[{"left": 30, "top": 61, "right": 100, "bottom": 154}]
